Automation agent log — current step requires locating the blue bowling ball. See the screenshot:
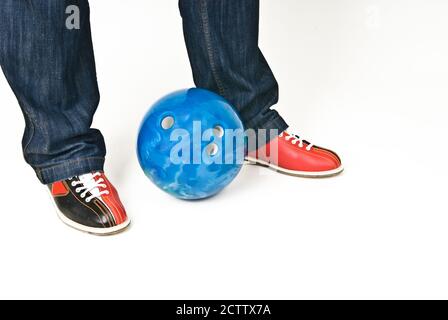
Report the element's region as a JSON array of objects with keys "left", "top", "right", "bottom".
[{"left": 137, "top": 88, "right": 245, "bottom": 200}]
